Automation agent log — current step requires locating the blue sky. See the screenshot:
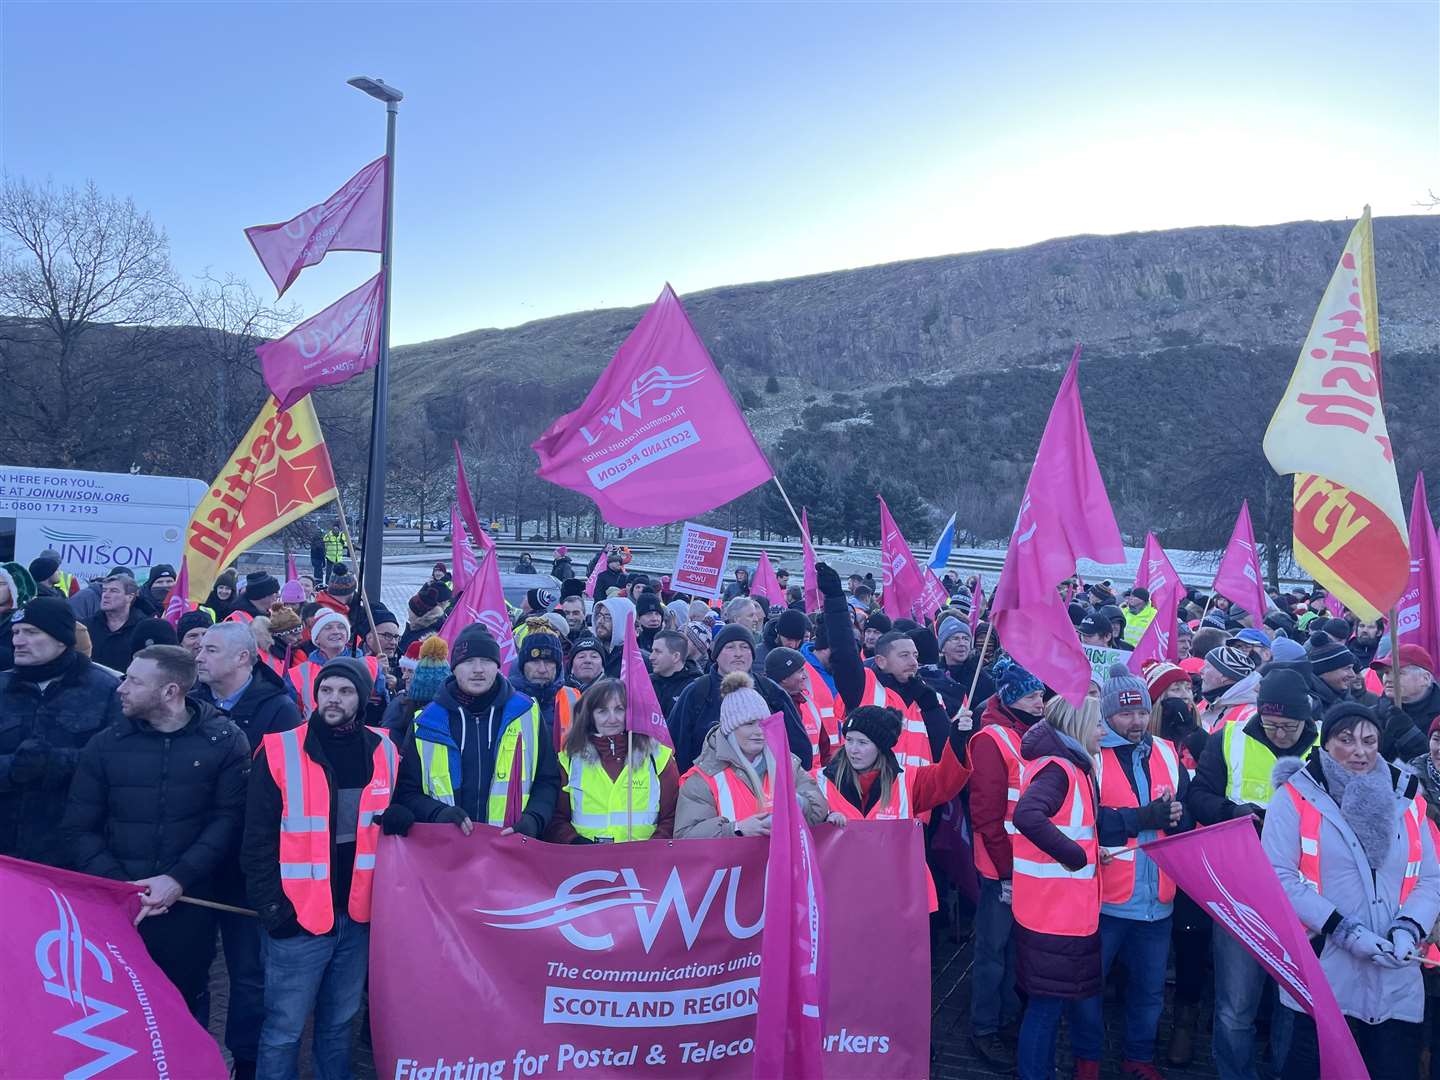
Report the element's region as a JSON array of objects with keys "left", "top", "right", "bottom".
[{"left": 3, "top": 1, "right": 1436, "bottom": 345}]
